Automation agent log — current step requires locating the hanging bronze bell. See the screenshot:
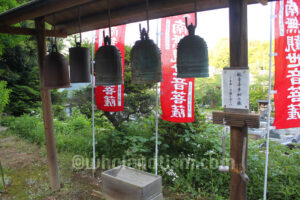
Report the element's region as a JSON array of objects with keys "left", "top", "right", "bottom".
[
  {"left": 95, "top": 35, "right": 123, "bottom": 86},
  {"left": 131, "top": 26, "right": 162, "bottom": 84},
  {"left": 44, "top": 44, "right": 70, "bottom": 89},
  {"left": 177, "top": 18, "right": 209, "bottom": 78},
  {"left": 69, "top": 42, "right": 91, "bottom": 83}
]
